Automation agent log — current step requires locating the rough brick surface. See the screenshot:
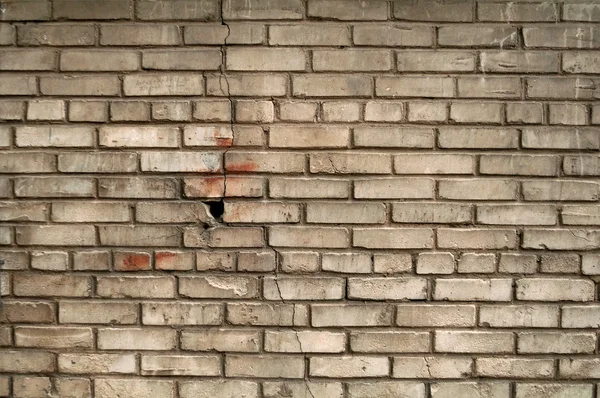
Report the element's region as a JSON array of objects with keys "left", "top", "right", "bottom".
[{"left": 0, "top": 0, "right": 599, "bottom": 394}]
